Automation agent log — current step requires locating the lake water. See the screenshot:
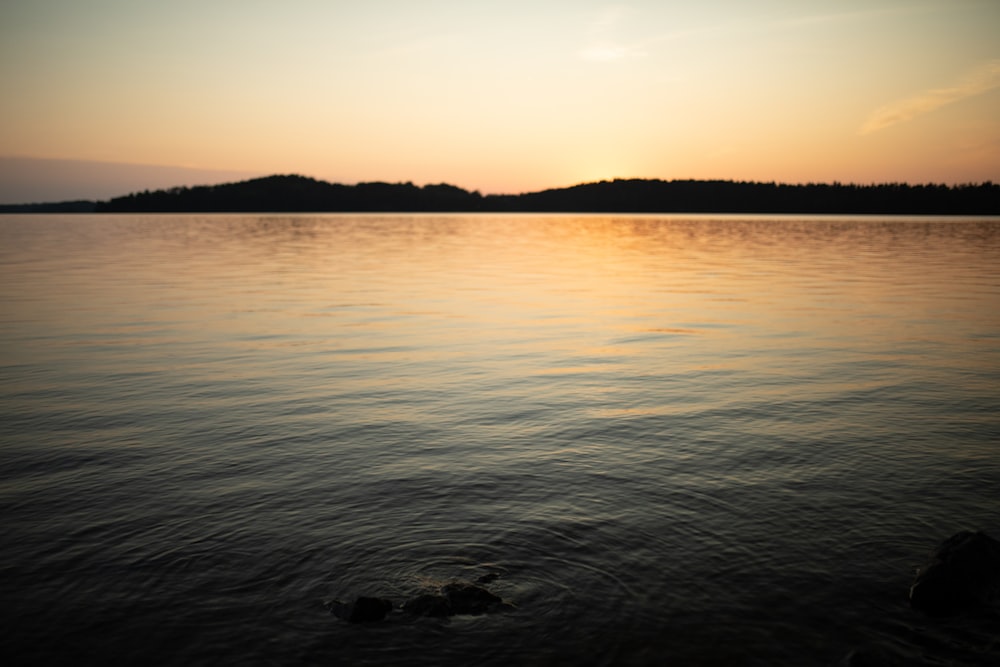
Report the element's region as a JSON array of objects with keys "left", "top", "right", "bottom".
[{"left": 1, "top": 214, "right": 998, "bottom": 666}]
